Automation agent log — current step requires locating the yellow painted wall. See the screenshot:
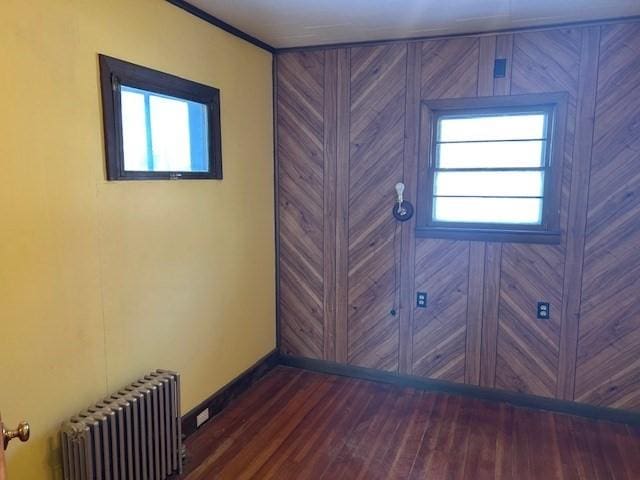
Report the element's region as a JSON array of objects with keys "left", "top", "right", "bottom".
[{"left": 0, "top": 0, "right": 274, "bottom": 478}]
